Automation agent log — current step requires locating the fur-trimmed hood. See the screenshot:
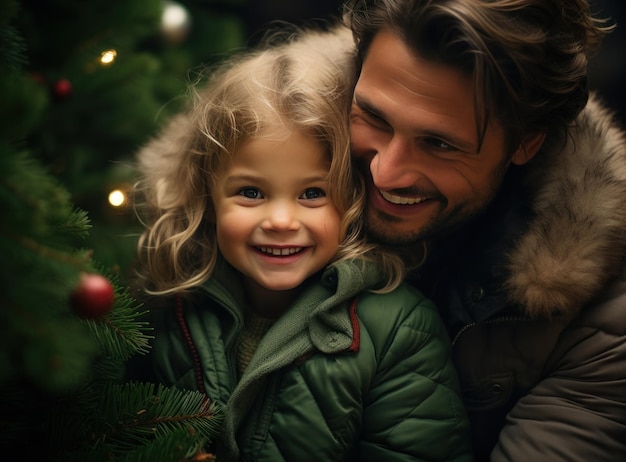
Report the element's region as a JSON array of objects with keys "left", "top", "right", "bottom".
[
  {"left": 135, "top": 23, "right": 626, "bottom": 322},
  {"left": 506, "top": 94, "right": 626, "bottom": 318}
]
